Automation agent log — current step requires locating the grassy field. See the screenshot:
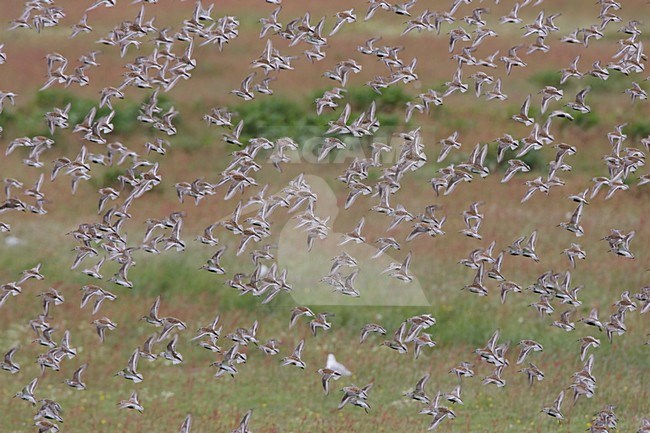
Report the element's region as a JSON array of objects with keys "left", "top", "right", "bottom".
[{"left": 0, "top": 0, "right": 649, "bottom": 432}]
